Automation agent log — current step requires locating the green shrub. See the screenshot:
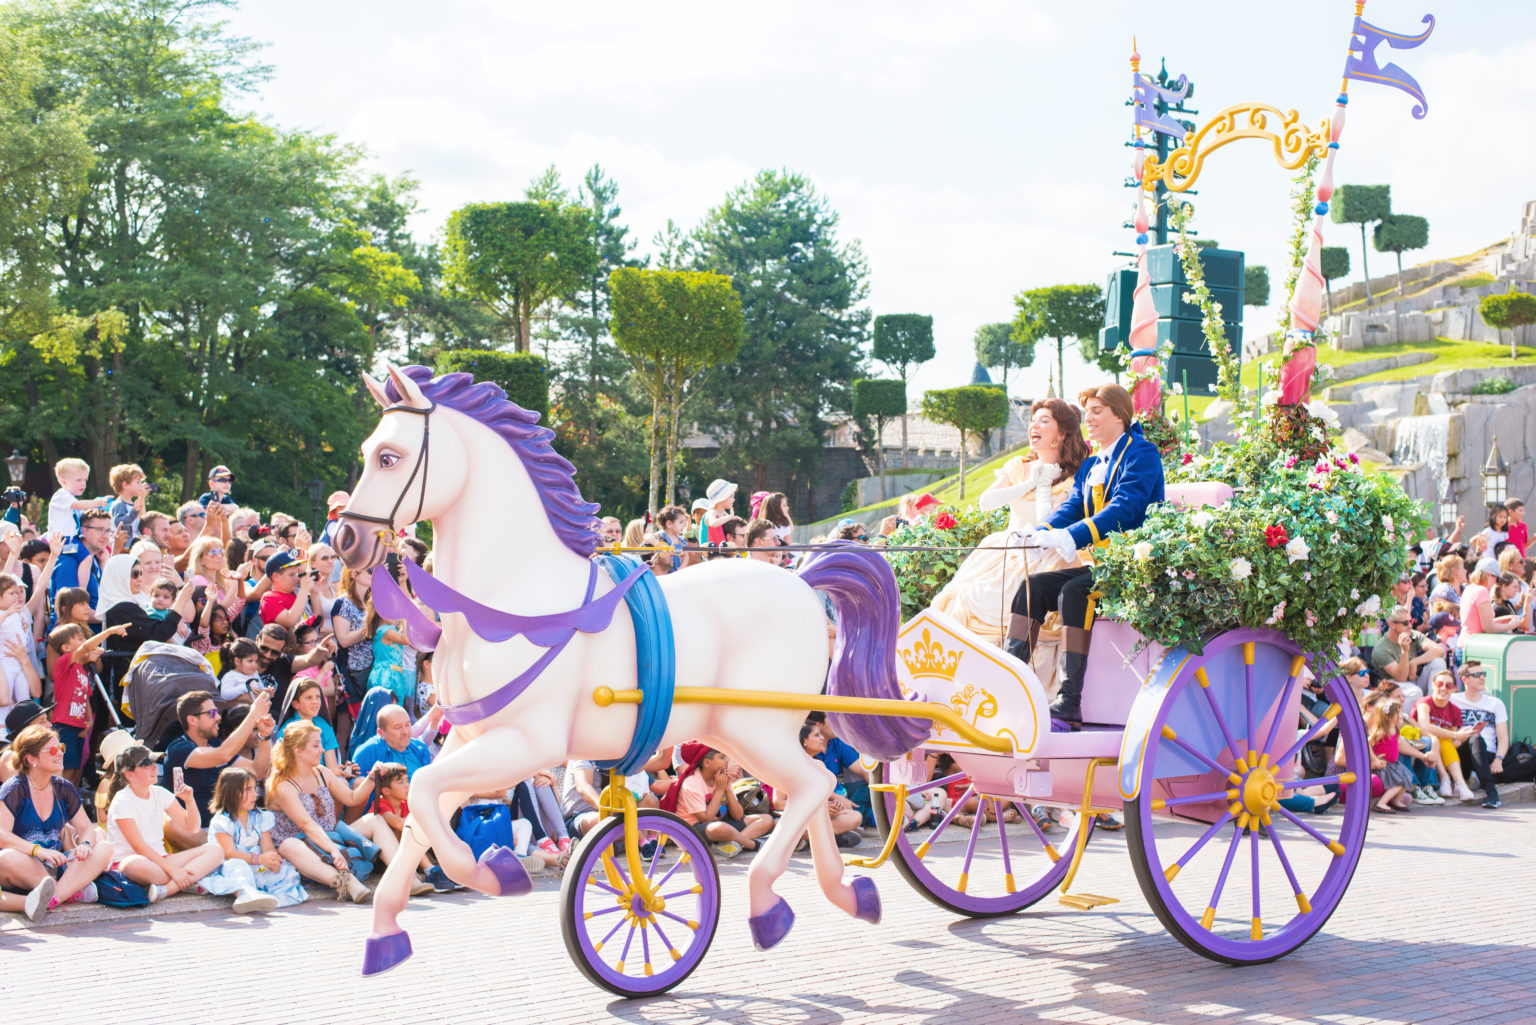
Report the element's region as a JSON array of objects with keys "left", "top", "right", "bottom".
[
  {"left": 1471, "top": 375, "right": 1517, "bottom": 395},
  {"left": 884, "top": 505, "right": 1007, "bottom": 621},
  {"left": 435, "top": 350, "right": 549, "bottom": 420},
  {"left": 841, "top": 478, "right": 859, "bottom": 513}
]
